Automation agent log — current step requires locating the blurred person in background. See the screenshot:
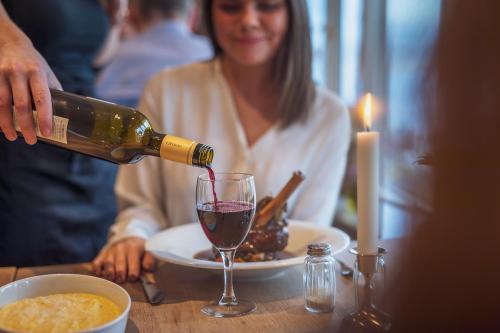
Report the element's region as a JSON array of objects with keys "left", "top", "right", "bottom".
[
  {"left": 0, "top": 0, "right": 125, "bottom": 266},
  {"left": 95, "top": 0, "right": 213, "bottom": 107},
  {"left": 93, "top": 0, "right": 351, "bottom": 283},
  {"left": 391, "top": 0, "right": 500, "bottom": 332}
]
